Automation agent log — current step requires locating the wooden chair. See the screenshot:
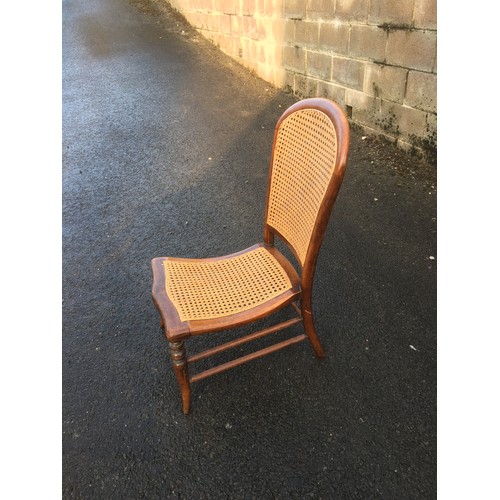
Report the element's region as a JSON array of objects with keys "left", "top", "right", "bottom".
[{"left": 151, "top": 98, "right": 350, "bottom": 414}]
